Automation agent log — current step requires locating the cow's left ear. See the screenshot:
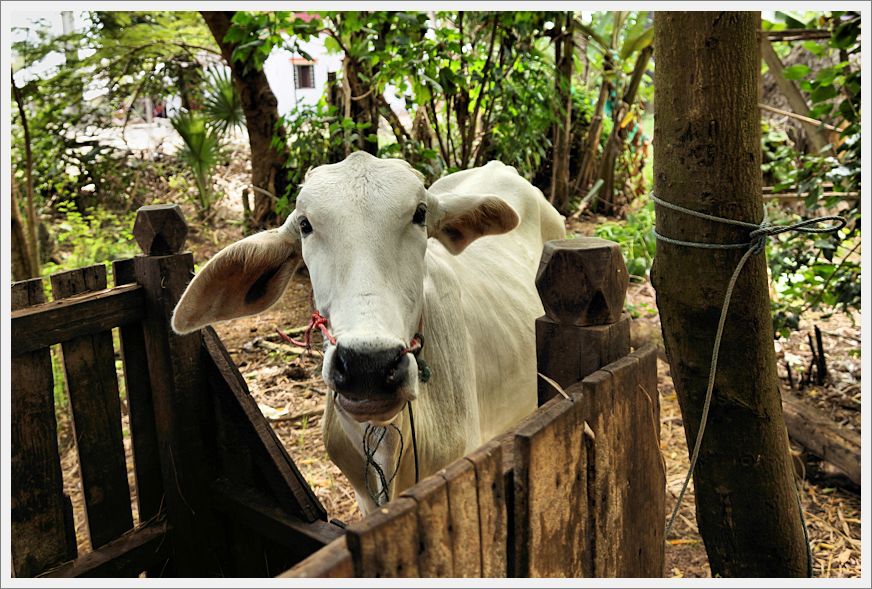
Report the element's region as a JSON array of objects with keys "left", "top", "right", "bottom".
[{"left": 428, "top": 192, "right": 519, "bottom": 254}]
